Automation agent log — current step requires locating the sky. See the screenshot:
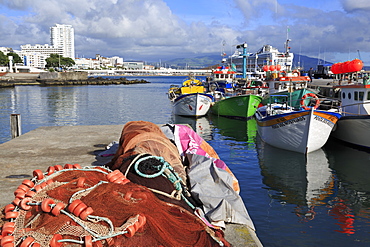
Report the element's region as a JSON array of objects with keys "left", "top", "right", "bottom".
[{"left": 1, "top": 0, "right": 370, "bottom": 65}]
